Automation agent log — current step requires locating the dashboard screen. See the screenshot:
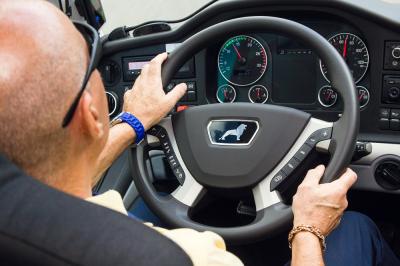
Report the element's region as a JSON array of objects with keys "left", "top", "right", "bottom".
[
  {"left": 272, "top": 37, "right": 317, "bottom": 104},
  {"left": 128, "top": 61, "right": 149, "bottom": 70}
]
